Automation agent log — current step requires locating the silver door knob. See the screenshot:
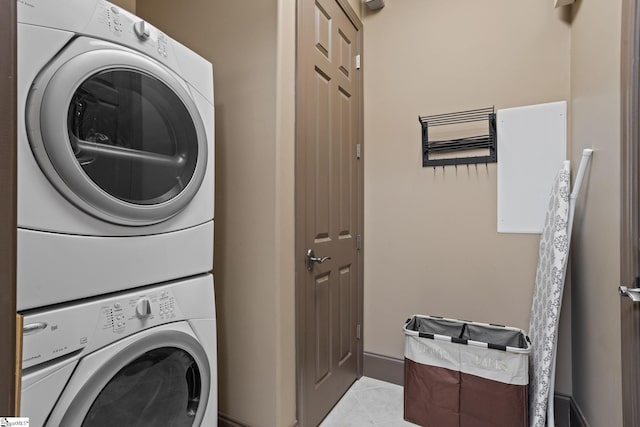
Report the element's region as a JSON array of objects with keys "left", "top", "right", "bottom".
[
  {"left": 306, "top": 249, "right": 331, "bottom": 271},
  {"left": 619, "top": 286, "right": 640, "bottom": 302}
]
